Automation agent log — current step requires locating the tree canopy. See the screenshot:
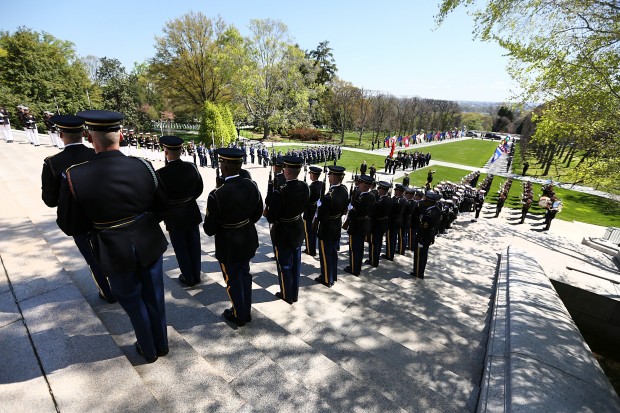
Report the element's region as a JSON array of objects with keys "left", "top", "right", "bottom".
[
  {"left": 436, "top": 0, "right": 620, "bottom": 185},
  {"left": 0, "top": 27, "right": 91, "bottom": 120}
]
